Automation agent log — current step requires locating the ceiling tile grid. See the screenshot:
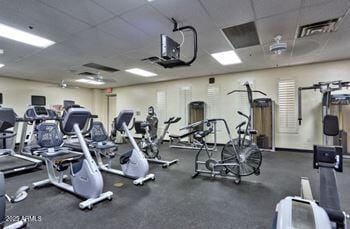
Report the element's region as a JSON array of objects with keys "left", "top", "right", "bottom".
[
  {"left": 0, "top": 0, "right": 349, "bottom": 88},
  {"left": 256, "top": 10, "right": 299, "bottom": 45},
  {"left": 90, "top": 0, "right": 147, "bottom": 16},
  {"left": 0, "top": 0, "right": 90, "bottom": 42},
  {"left": 36, "top": 0, "right": 115, "bottom": 26},
  {"left": 120, "top": 5, "right": 173, "bottom": 38},
  {"left": 199, "top": 0, "right": 255, "bottom": 28},
  {"left": 253, "top": 0, "right": 302, "bottom": 19},
  {"left": 299, "top": 0, "right": 350, "bottom": 25},
  {"left": 97, "top": 17, "right": 153, "bottom": 51}
]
